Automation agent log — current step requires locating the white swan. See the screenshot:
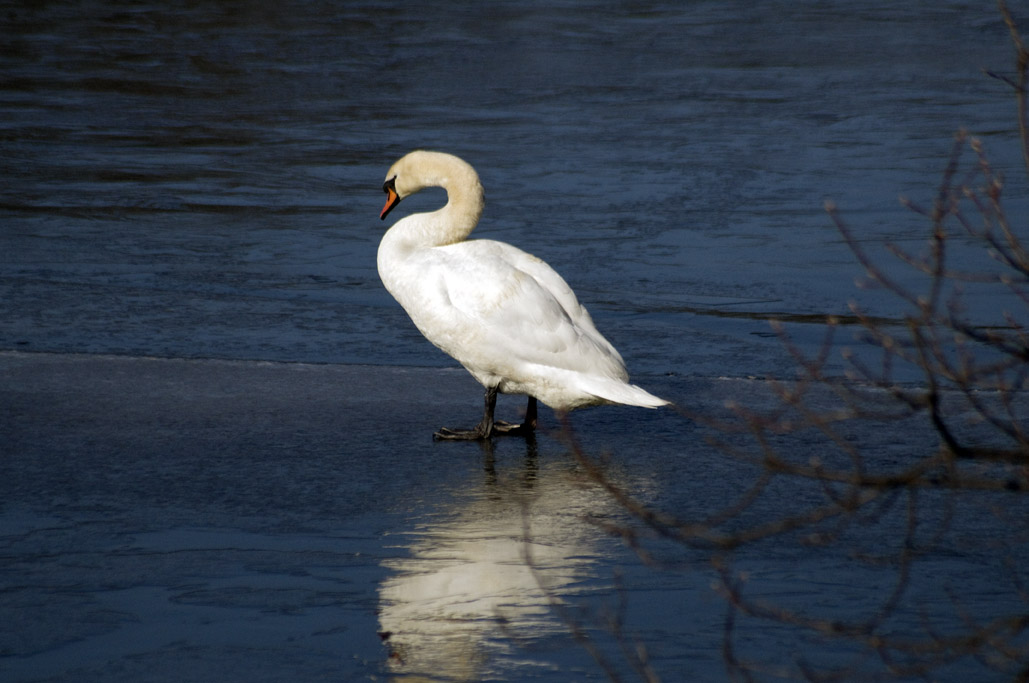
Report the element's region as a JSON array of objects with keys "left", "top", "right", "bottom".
[{"left": 377, "top": 151, "right": 668, "bottom": 440}]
